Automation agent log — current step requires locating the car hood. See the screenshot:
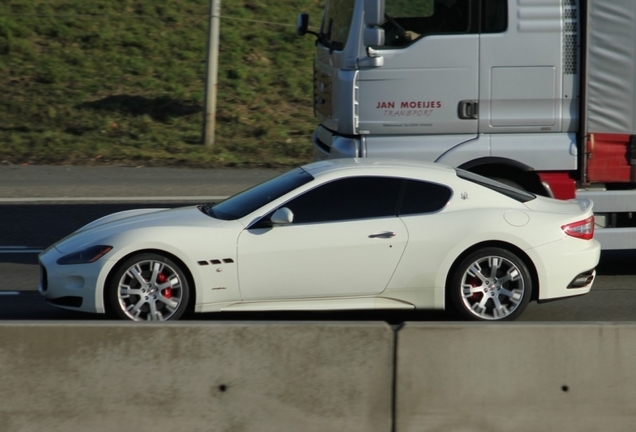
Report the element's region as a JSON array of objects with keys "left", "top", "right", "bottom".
[{"left": 53, "top": 205, "right": 227, "bottom": 254}]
